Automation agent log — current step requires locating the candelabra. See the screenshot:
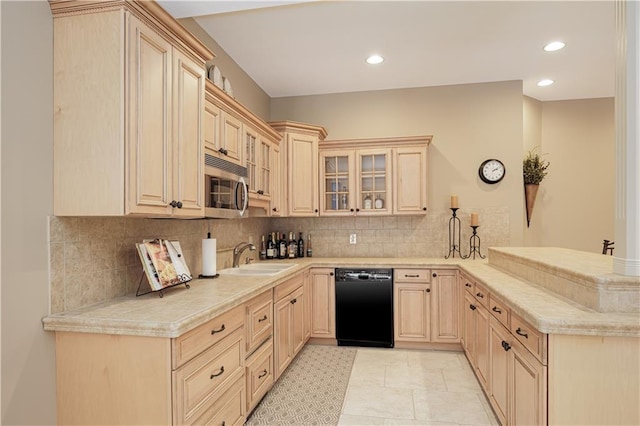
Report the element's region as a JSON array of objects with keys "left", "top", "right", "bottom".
[
  {"left": 464, "top": 225, "right": 486, "bottom": 259},
  {"left": 445, "top": 208, "right": 463, "bottom": 259}
]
